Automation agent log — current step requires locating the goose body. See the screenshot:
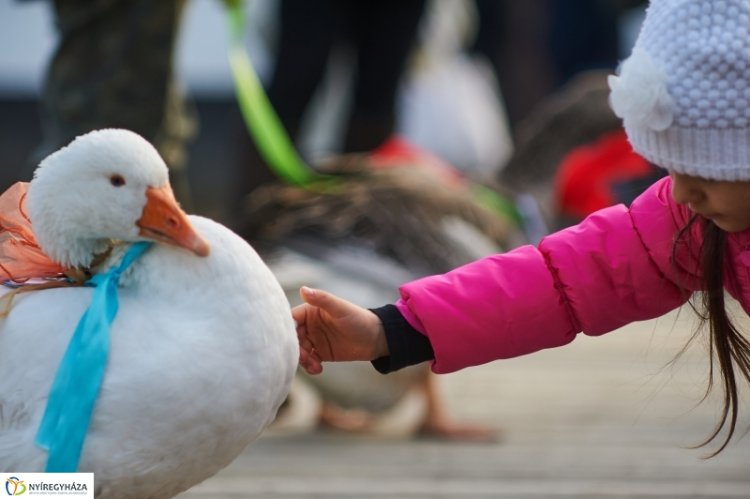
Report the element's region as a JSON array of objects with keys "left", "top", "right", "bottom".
[{"left": 0, "top": 129, "right": 297, "bottom": 498}]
